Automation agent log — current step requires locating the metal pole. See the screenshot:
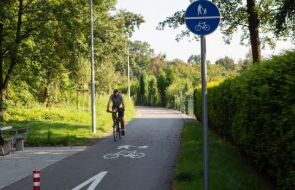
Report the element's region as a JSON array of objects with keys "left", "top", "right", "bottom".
[
  {"left": 90, "top": 0, "right": 96, "bottom": 134},
  {"left": 127, "top": 48, "right": 130, "bottom": 101},
  {"left": 201, "top": 35, "right": 209, "bottom": 190}
]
